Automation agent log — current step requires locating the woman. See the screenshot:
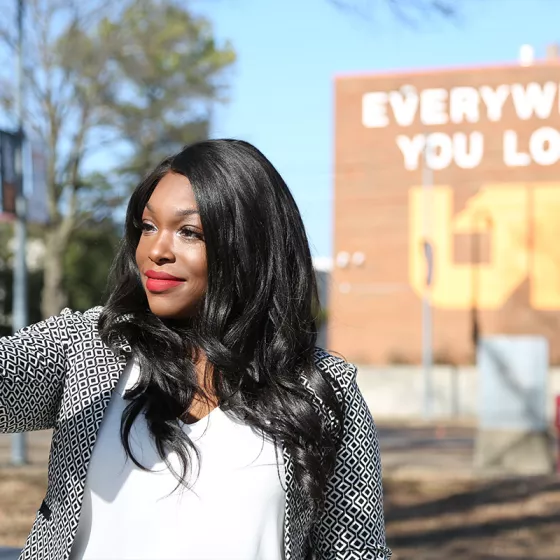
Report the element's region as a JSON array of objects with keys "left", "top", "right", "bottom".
[{"left": 0, "top": 139, "right": 391, "bottom": 560}]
